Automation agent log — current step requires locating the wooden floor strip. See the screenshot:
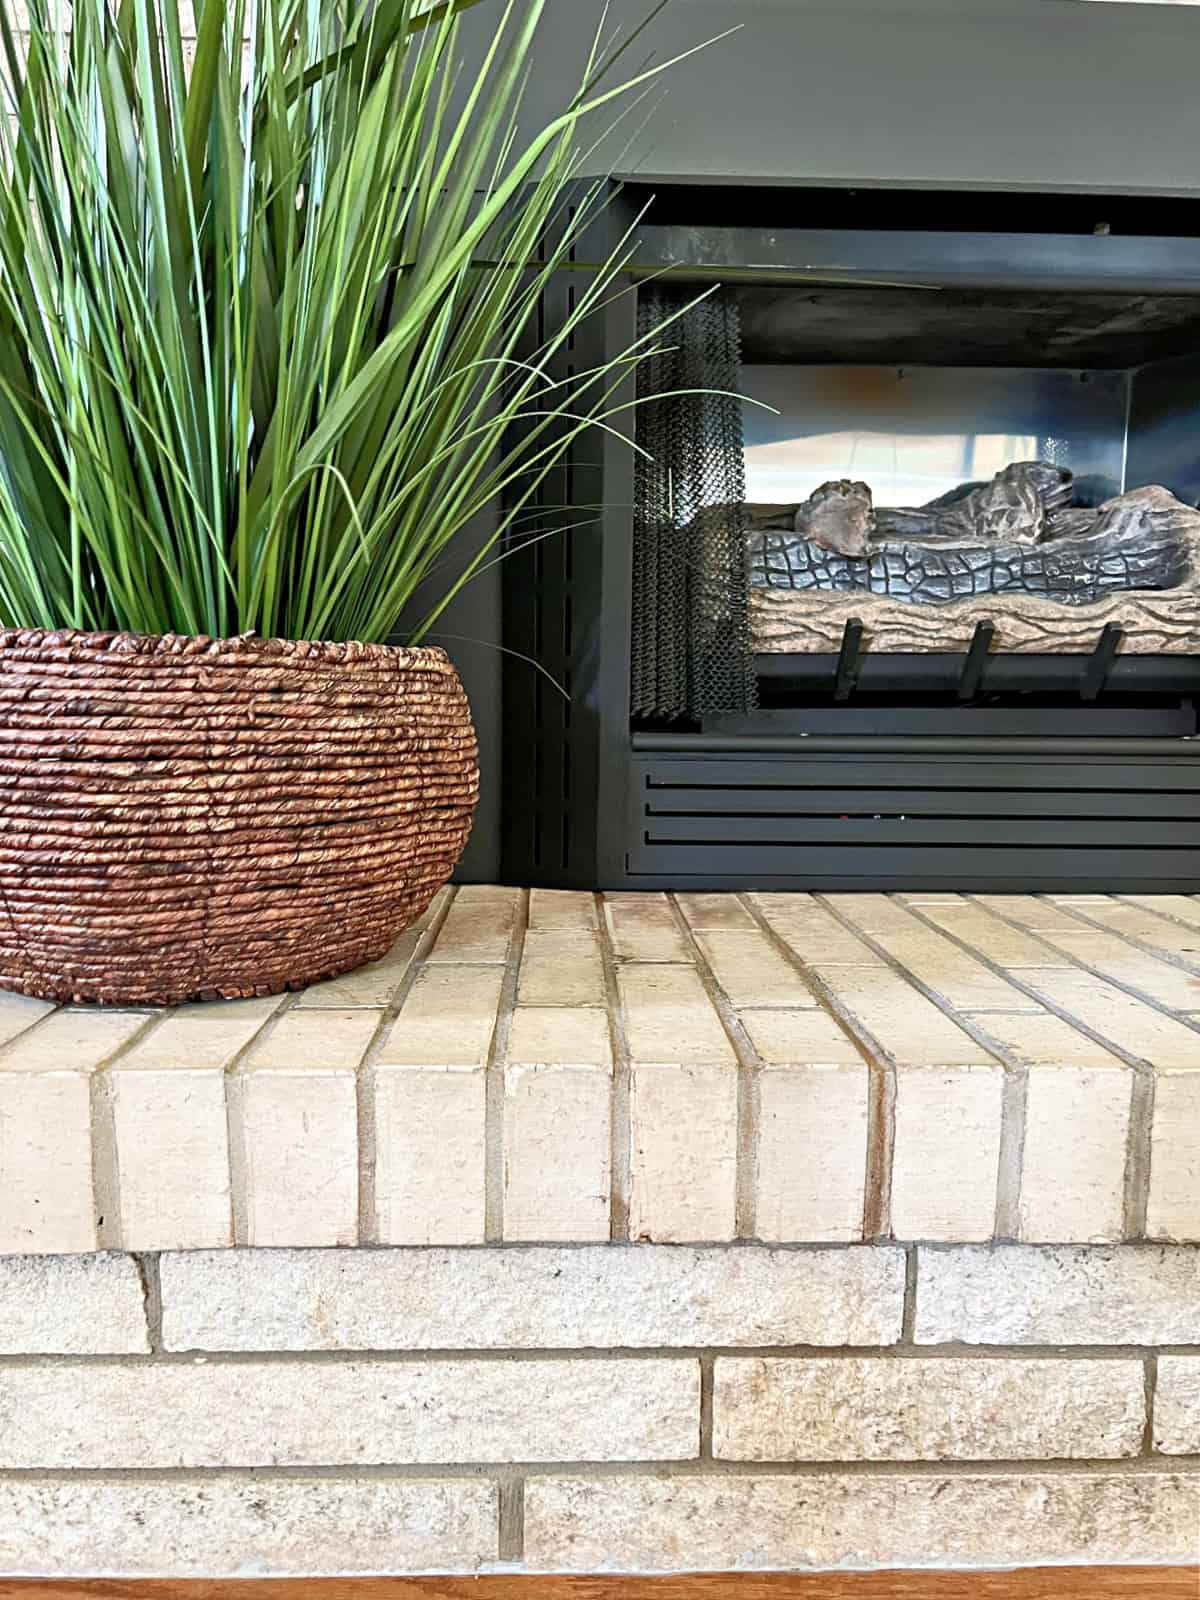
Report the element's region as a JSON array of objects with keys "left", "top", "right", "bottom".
[{"left": 2, "top": 1569, "right": 1196, "bottom": 1599}]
